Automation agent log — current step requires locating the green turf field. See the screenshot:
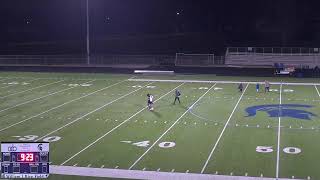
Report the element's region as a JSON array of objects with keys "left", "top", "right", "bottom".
[{"left": 0, "top": 72, "right": 319, "bottom": 180}]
